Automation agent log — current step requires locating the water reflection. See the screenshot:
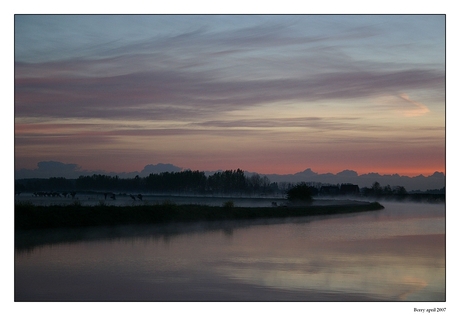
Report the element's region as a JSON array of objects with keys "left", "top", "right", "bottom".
[
  {"left": 15, "top": 202, "right": 445, "bottom": 301},
  {"left": 209, "top": 233, "right": 444, "bottom": 301}
]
